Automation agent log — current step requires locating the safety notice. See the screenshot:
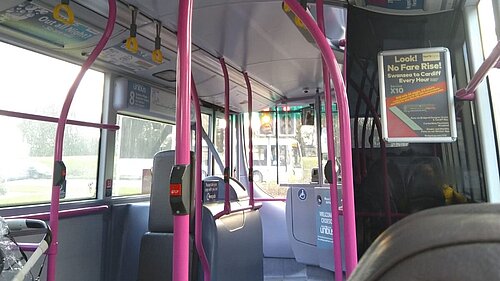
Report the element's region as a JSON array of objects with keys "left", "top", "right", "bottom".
[{"left": 378, "top": 48, "right": 457, "bottom": 143}]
